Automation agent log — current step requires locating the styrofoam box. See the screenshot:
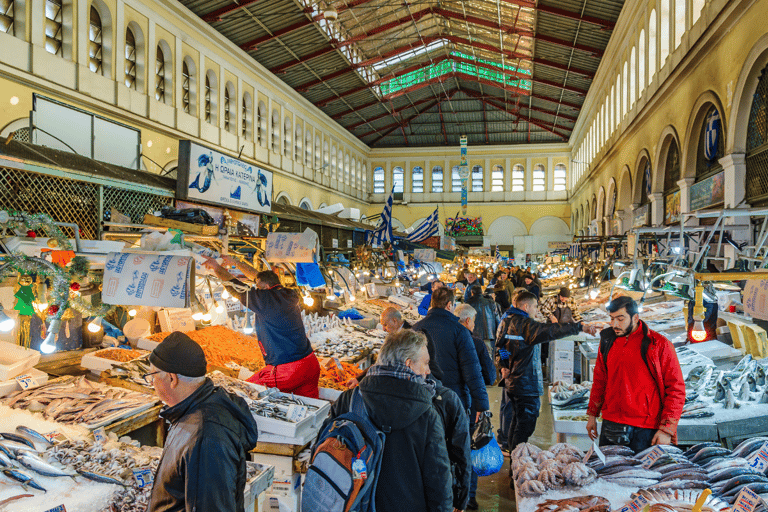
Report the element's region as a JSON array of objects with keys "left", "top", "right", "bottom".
[
  {"left": 552, "top": 360, "right": 573, "bottom": 372},
  {"left": 552, "top": 350, "right": 574, "bottom": 362},
  {"left": 0, "top": 341, "right": 41, "bottom": 381},
  {"left": 245, "top": 462, "right": 276, "bottom": 512},
  {"left": 0, "top": 367, "right": 49, "bottom": 397},
  {"left": 319, "top": 387, "right": 342, "bottom": 401},
  {"left": 262, "top": 491, "right": 300, "bottom": 512},
  {"left": 81, "top": 349, "right": 147, "bottom": 375},
  {"left": 137, "top": 337, "right": 160, "bottom": 351},
  {"left": 251, "top": 453, "right": 295, "bottom": 481},
  {"left": 552, "top": 410, "right": 595, "bottom": 434},
  {"left": 551, "top": 339, "right": 575, "bottom": 352},
  {"left": 269, "top": 473, "right": 302, "bottom": 498}
]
